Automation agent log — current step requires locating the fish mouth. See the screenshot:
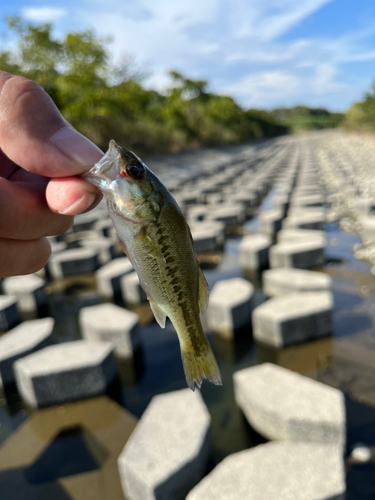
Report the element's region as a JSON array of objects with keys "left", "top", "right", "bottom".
[{"left": 81, "top": 140, "right": 121, "bottom": 186}]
